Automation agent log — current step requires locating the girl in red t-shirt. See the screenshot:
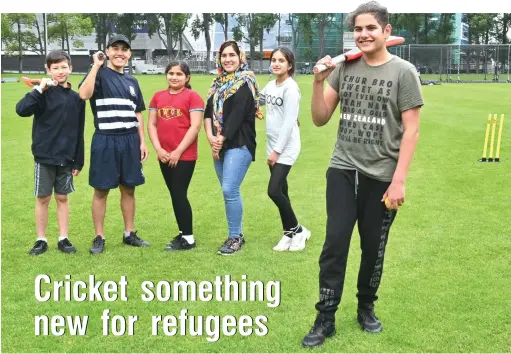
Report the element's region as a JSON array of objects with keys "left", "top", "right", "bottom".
[{"left": 148, "top": 61, "right": 204, "bottom": 251}]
